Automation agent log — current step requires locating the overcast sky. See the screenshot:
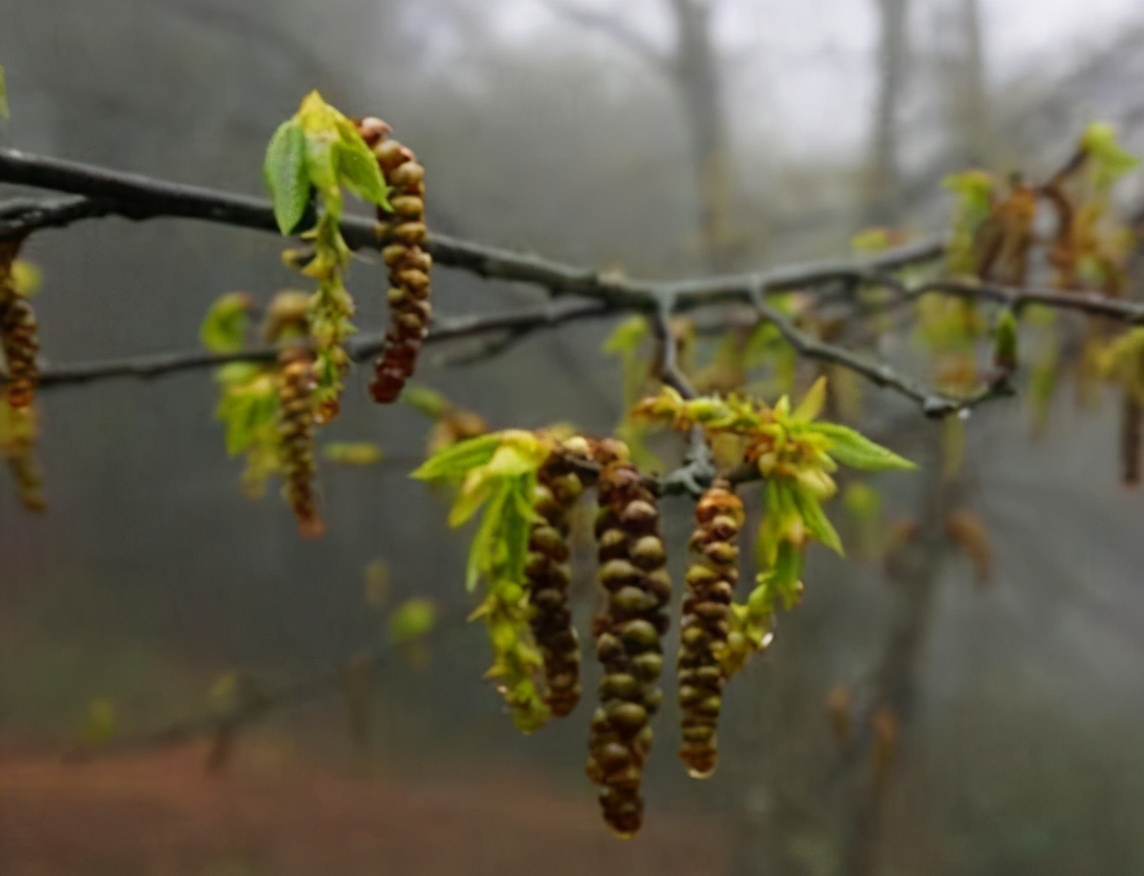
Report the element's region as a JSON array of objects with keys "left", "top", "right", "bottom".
[{"left": 473, "top": 0, "right": 1144, "bottom": 159}]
